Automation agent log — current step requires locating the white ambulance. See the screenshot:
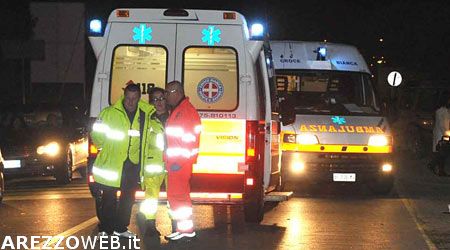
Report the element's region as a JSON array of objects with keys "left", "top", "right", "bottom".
[
  {"left": 87, "top": 9, "right": 293, "bottom": 223},
  {"left": 270, "top": 40, "right": 394, "bottom": 194}
]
